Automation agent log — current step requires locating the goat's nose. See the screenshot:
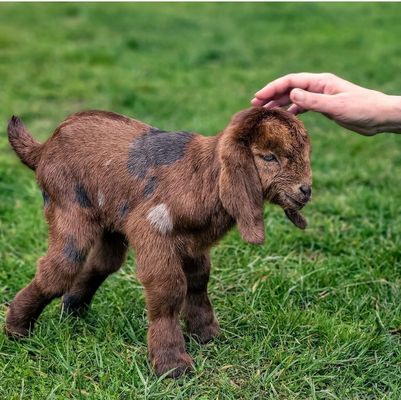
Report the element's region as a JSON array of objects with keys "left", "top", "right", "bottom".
[{"left": 299, "top": 184, "right": 312, "bottom": 199}]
